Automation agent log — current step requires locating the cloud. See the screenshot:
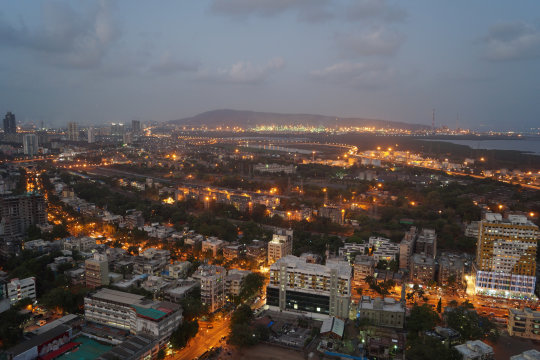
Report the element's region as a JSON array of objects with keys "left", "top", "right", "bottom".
[
  {"left": 345, "top": 0, "right": 406, "bottom": 23},
  {"left": 0, "top": 1, "right": 119, "bottom": 69},
  {"left": 311, "top": 61, "right": 396, "bottom": 89},
  {"left": 197, "top": 57, "right": 285, "bottom": 84},
  {"left": 336, "top": 27, "right": 404, "bottom": 57},
  {"left": 150, "top": 53, "right": 199, "bottom": 75},
  {"left": 482, "top": 22, "right": 540, "bottom": 61},
  {"left": 210, "top": 0, "right": 332, "bottom": 22}
]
